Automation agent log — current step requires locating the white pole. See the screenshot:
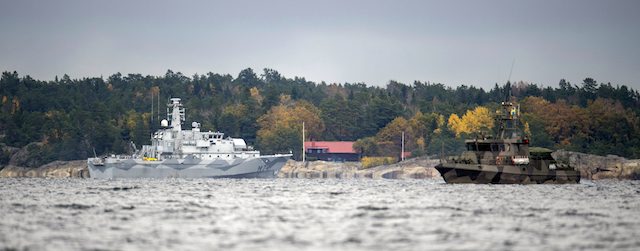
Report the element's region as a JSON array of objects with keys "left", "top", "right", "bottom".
[
  {"left": 157, "top": 91, "right": 160, "bottom": 122},
  {"left": 302, "top": 122, "right": 306, "bottom": 163},
  {"left": 401, "top": 131, "right": 405, "bottom": 161},
  {"left": 151, "top": 90, "right": 154, "bottom": 124}
]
